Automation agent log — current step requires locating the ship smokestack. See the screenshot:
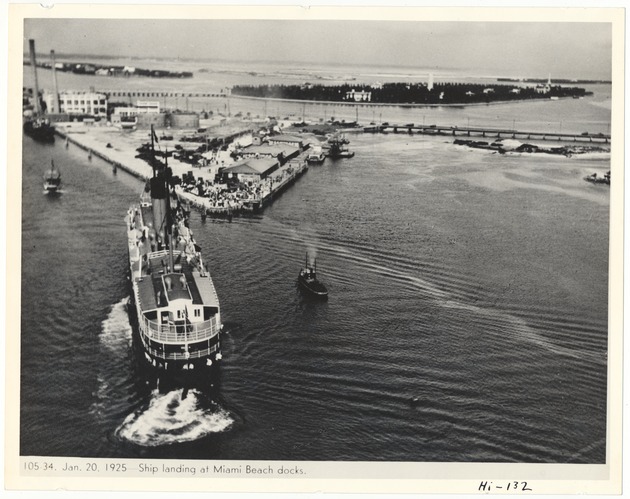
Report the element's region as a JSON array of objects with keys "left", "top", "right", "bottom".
[
  {"left": 28, "top": 39, "right": 42, "bottom": 116},
  {"left": 50, "top": 50, "right": 60, "bottom": 114},
  {"left": 151, "top": 175, "right": 168, "bottom": 242},
  {"left": 149, "top": 125, "right": 168, "bottom": 242}
]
